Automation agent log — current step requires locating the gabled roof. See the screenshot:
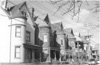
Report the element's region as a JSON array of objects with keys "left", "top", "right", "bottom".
[
  {"left": 51, "top": 22, "right": 64, "bottom": 34},
  {"left": 64, "top": 28, "right": 74, "bottom": 35},
  {"left": 35, "top": 17, "right": 49, "bottom": 27},
  {"left": 35, "top": 14, "right": 50, "bottom": 27},
  {"left": 64, "top": 28, "right": 75, "bottom": 38},
  {"left": 9, "top": 2, "right": 27, "bottom": 19},
  {"left": 39, "top": 14, "right": 47, "bottom": 20},
  {"left": 51, "top": 22, "right": 63, "bottom": 30},
  {"left": 38, "top": 14, "right": 51, "bottom": 26},
  {"left": 75, "top": 36, "right": 82, "bottom": 41},
  {"left": 80, "top": 36, "right": 89, "bottom": 44},
  {"left": 44, "top": 14, "right": 51, "bottom": 25}
]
